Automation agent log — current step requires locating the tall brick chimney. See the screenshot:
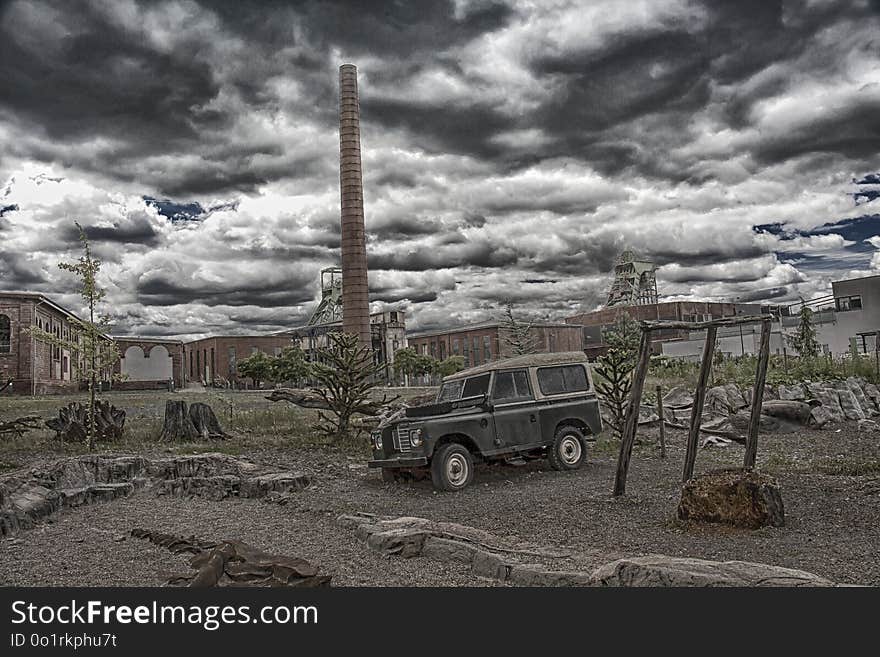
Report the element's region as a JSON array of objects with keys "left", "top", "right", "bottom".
[{"left": 338, "top": 63, "right": 371, "bottom": 349}]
